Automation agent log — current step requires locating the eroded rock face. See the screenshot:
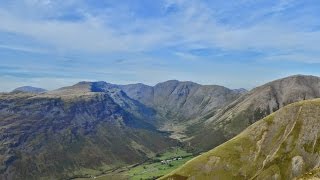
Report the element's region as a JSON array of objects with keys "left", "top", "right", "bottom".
[{"left": 163, "top": 99, "right": 320, "bottom": 180}]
